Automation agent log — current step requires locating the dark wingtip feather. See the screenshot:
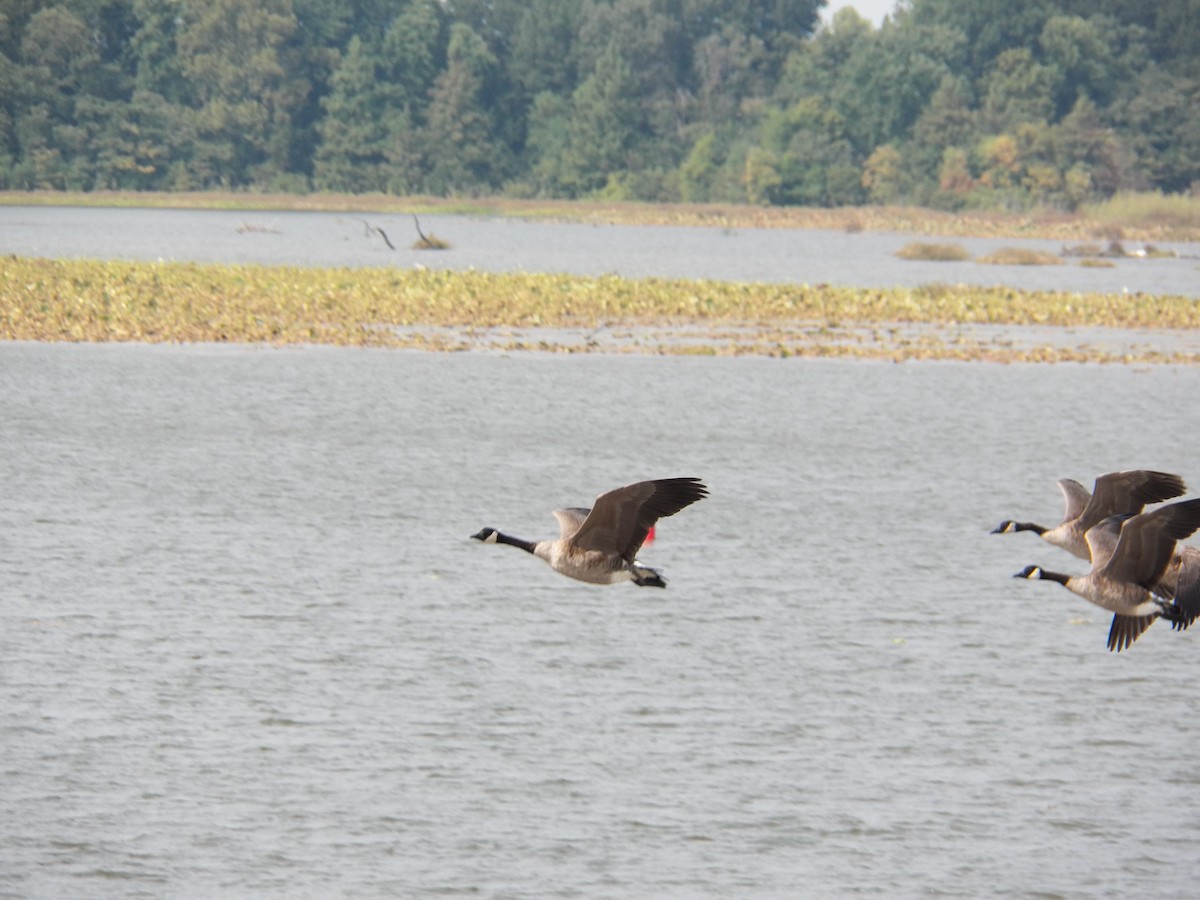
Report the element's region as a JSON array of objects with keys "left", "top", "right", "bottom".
[
  {"left": 1137, "top": 471, "right": 1187, "bottom": 505},
  {"left": 1107, "top": 614, "right": 1155, "bottom": 652}
]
